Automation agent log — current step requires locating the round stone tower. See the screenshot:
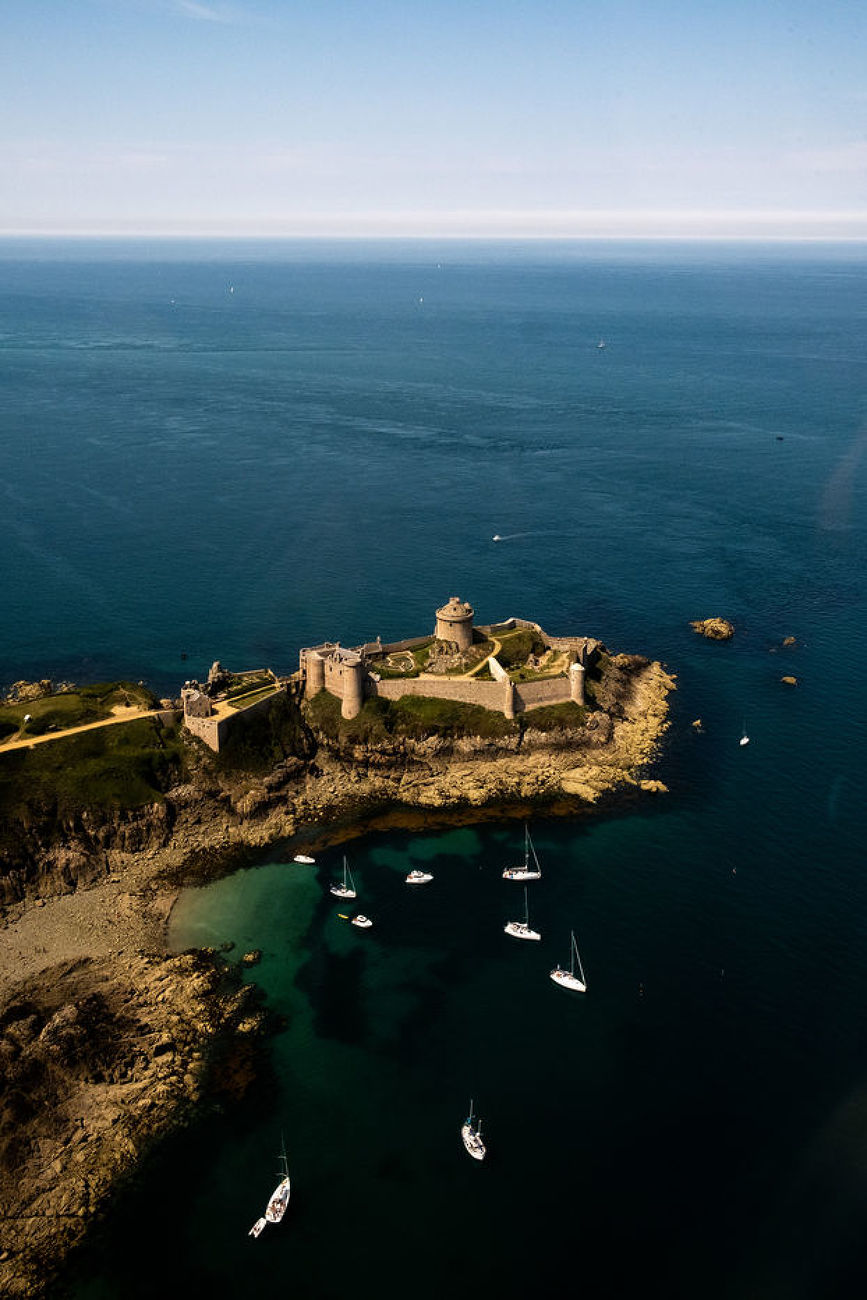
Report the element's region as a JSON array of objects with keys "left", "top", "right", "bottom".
[
  {"left": 435, "top": 596, "right": 474, "bottom": 652},
  {"left": 304, "top": 650, "right": 325, "bottom": 698},
  {"left": 341, "top": 657, "right": 364, "bottom": 720}
]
